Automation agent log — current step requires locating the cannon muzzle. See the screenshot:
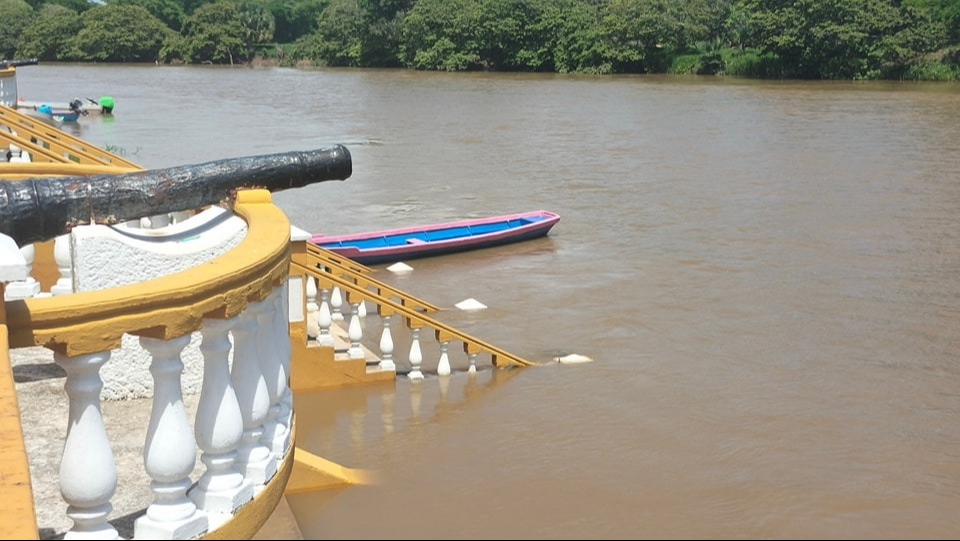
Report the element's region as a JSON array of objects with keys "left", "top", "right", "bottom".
[{"left": 0, "top": 144, "right": 352, "bottom": 246}]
